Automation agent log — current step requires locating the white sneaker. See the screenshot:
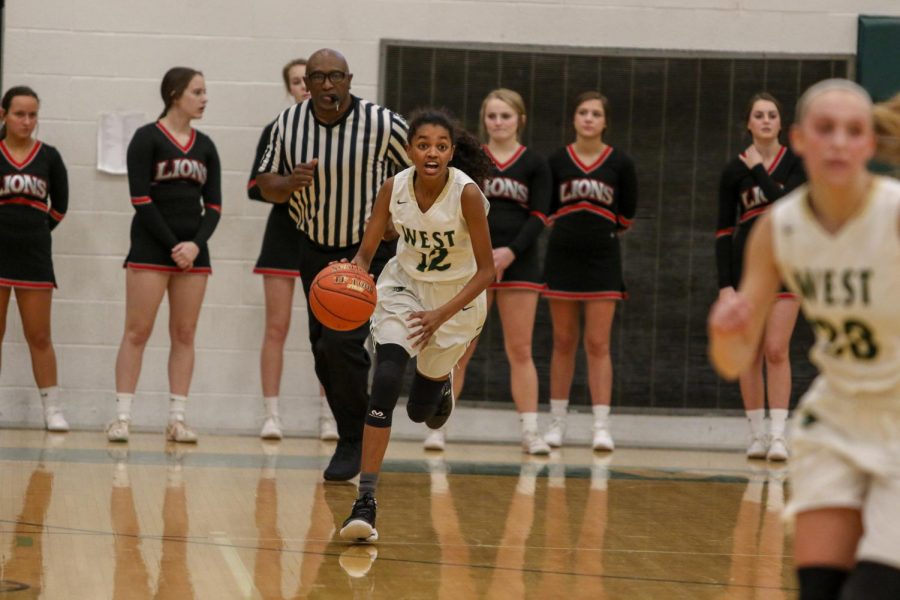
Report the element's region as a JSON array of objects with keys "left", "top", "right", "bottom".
[
  {"left": 44, "top": 408, "right": 69, "bottom": 432},
  {"left": 165, "top": 420, "right": 198, "bottom": 444},
  {"left": 319, "top": 414, "right": 339, "bottom": 441},
  {"left": 766, "top": 436, "right": 789, "bottom": 462},
  {"left": 339, "top": 545, "right": 378, "bottom": 578},
  {"left": 106, "top": 417, "right": 130, "bottom": 443},
  {"left": 543, "top": 416, "right": 567, "bottom": 448},
  {"left": 260, "top": 415, "right": 283, "bottom": 440},
  {"left": 746, "top": 434, "right": 769, "bottom": 459},
  {"left": 423, "top": 428, "right": 446, "bottom": 451},
  {"left": 522, "top": 430, "right": 551, "bottom": 455},
  {"left": 592, "top": 423, "right": 615, "bottom": 452}
]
